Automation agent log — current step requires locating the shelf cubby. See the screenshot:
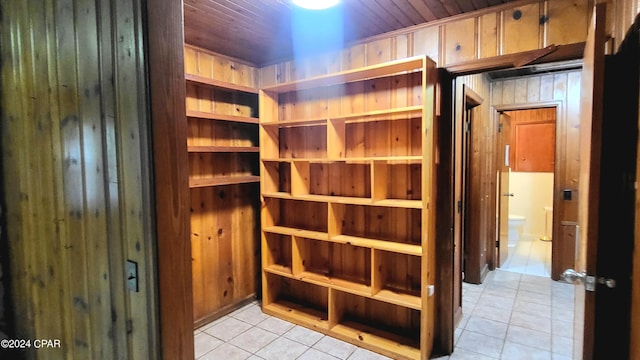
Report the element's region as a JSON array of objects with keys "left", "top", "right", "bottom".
[
  {"left": 342, "top": 117, "right": 422, "bottom": 159},
  {"left": 262, "top": 198, "right": 328, "bottom": 235},
  {"left": 329, "top": 290, "right": 421, "bottom": 359},
  {"left": 263, "top": 233, "right": 292, "bottom": 276},
  {"left": 187, "top": 118, "right": 258, "bottom": 147},
  {"left": 372, "top": 249, "right": 422, "bottom": 310},
  {"left": 279, "top": 125, "right": 328, "bottom": 159},
  {"left": 263, "top": 274, "right": 330, "bottom": 330},
  {"left": 333, "top": 204, "right": 421, "bottom": 247},
  {"left": 261, "top": 160, "right": 291, "bottom": 194},
  {"left": 188, "top": 152, "right": 259, "bottom": 188},
  {"left": 293, "top": 237, "right": 372, "bottom": 297}
]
